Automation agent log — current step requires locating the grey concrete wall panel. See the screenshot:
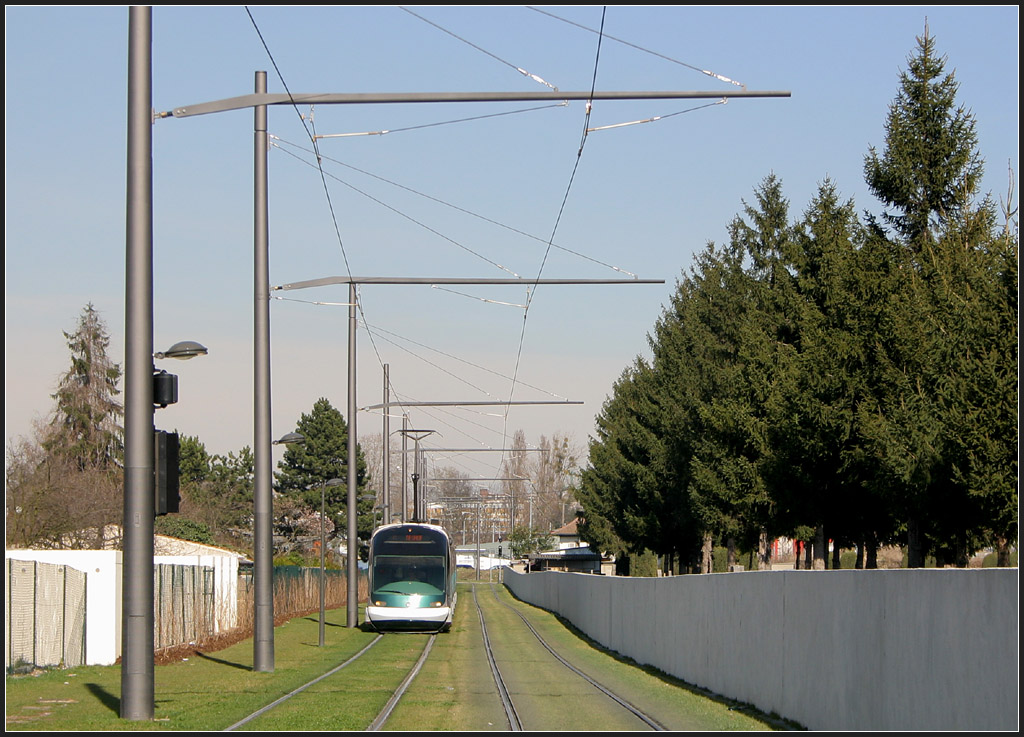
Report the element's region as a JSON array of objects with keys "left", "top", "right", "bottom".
[{"left": 503, "top": 567, "right": 1017, "bottom": 731}]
